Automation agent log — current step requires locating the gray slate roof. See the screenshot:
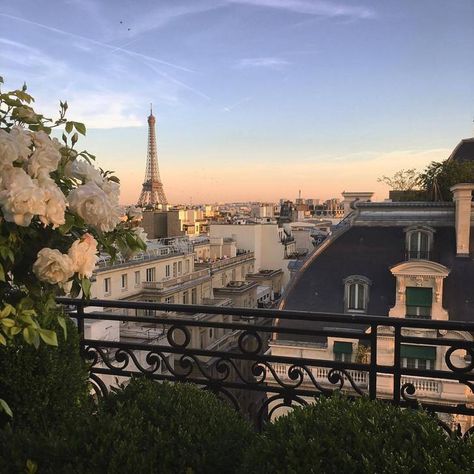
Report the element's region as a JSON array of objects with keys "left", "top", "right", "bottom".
[{"left": 279, "top": 225, "right": 474, "bottom": 342}]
